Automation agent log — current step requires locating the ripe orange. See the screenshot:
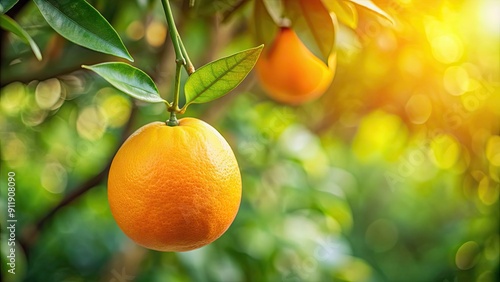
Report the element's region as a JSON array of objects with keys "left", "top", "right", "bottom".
[
  {"left": 256, "top": 27, "right": 335, "bottom": 105},
  {"left": 108, "top": 118, "right": 242, "bottom": 252}
]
